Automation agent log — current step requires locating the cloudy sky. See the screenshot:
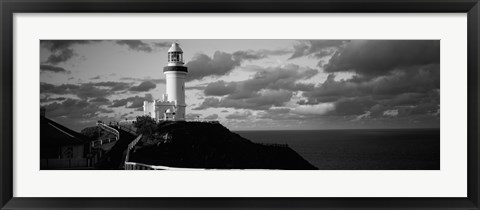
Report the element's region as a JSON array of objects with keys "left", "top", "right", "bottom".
[{"left": 40, "top": 40, "right": 440, "bottom": 131}]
